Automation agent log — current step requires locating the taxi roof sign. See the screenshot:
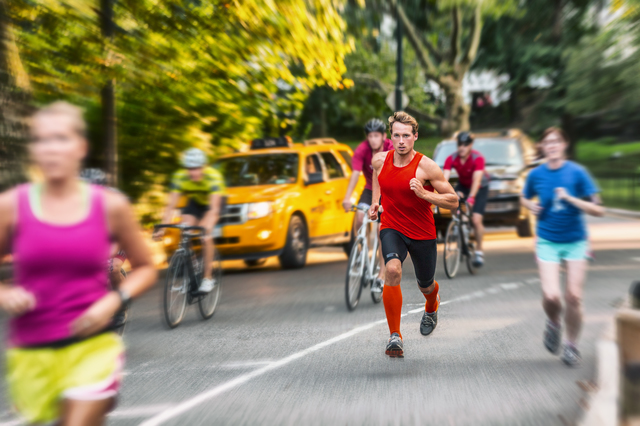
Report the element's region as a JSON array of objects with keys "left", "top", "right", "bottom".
[{"left": 250, "top": 137, "right": 292, "bottom": 150}]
